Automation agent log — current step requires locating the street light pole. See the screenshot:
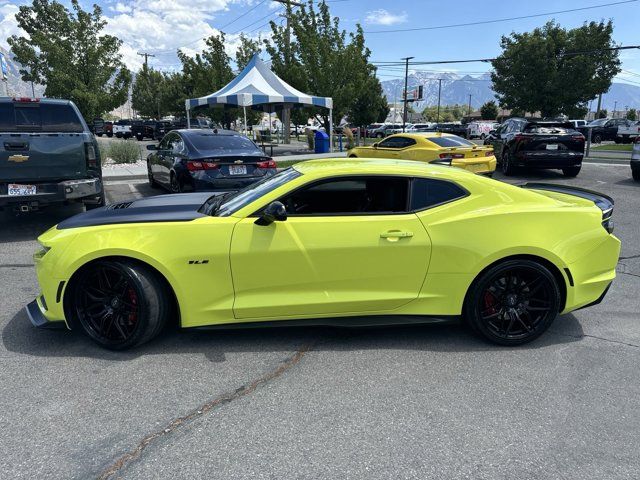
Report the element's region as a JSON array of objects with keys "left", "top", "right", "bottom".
[
  {"left": 613, "top": 100, "right": 618, "bottom": 118},
  {"left": 401, "top": 56, "right": 414, "bottom": 133},
  {"left": 467, "top": 93, "right": 472, "bottom": 116},
  {"left": 436, "top": 78, "right": 442, "bottom": 123}
]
